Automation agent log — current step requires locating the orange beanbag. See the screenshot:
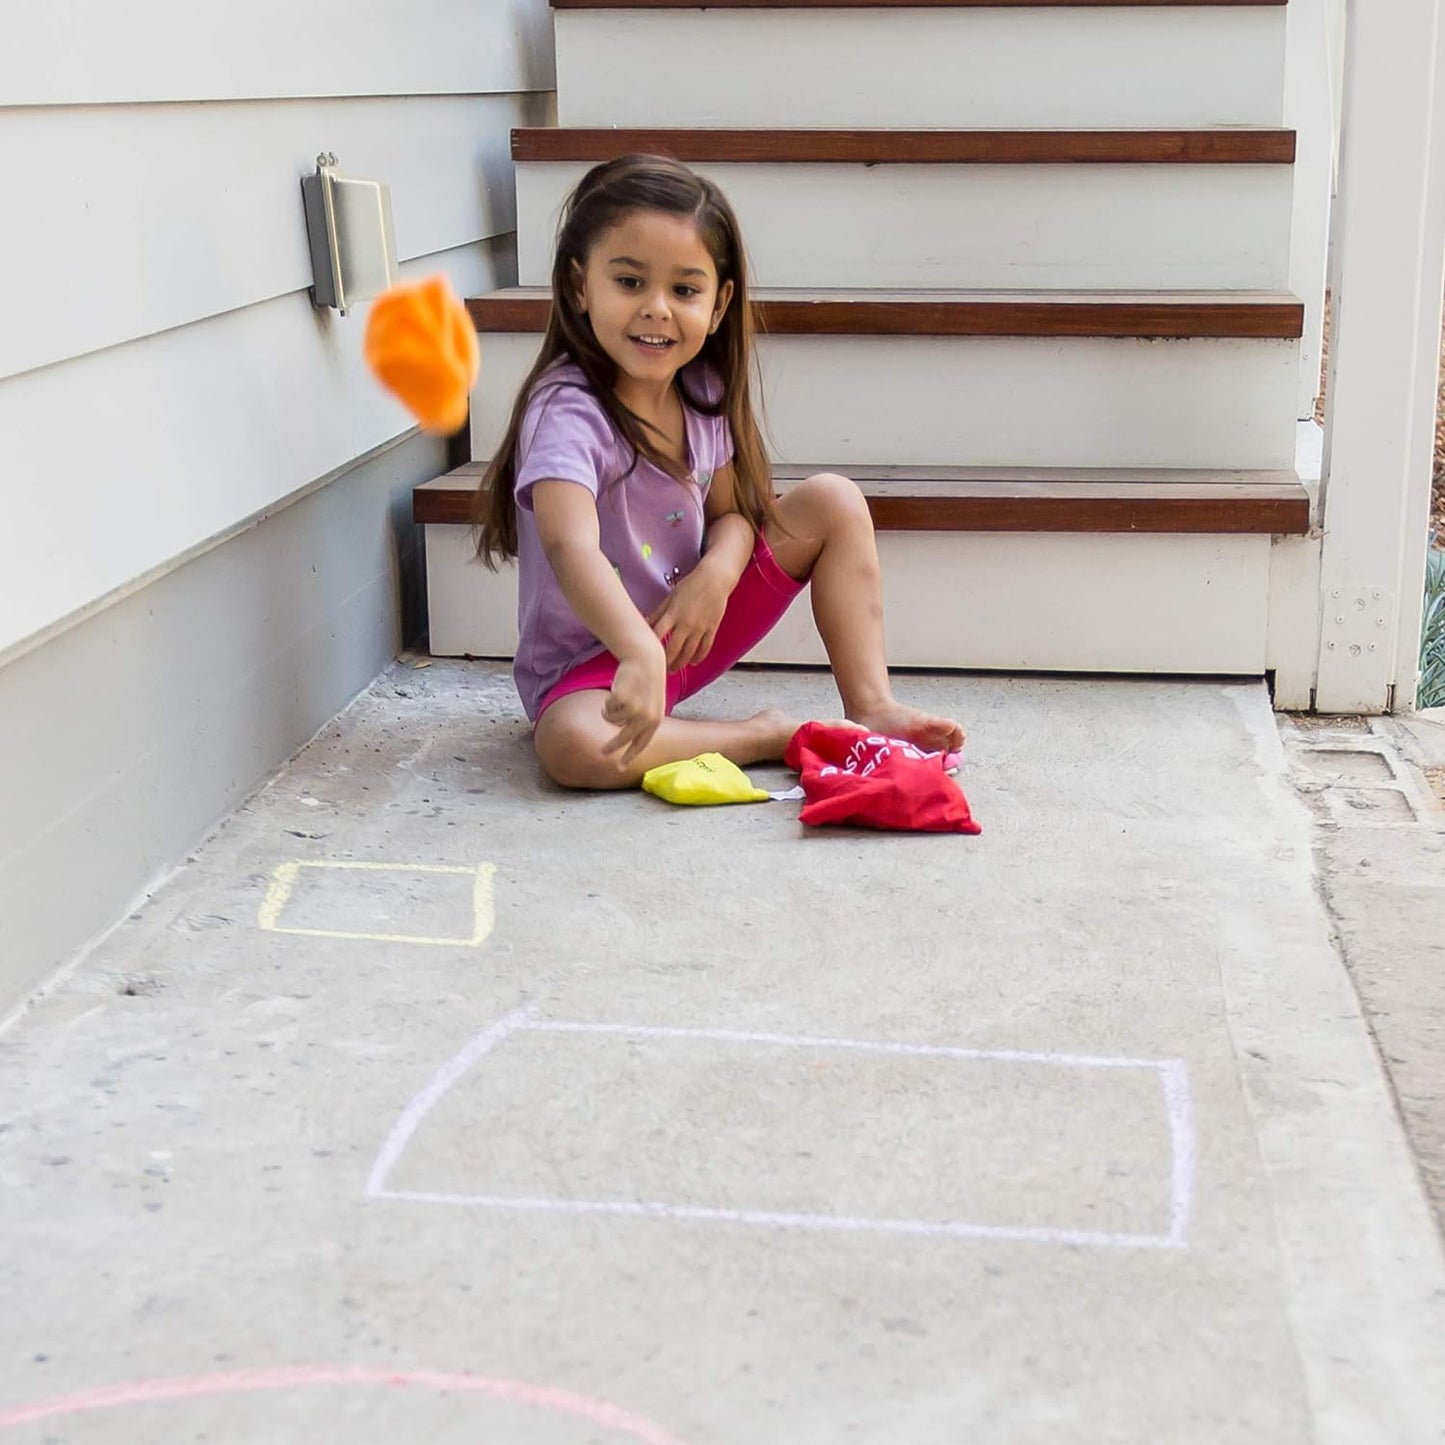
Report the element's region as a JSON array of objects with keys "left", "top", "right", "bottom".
[{"left": 363, "top": 274, "right": 480, "bottom": 435}]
